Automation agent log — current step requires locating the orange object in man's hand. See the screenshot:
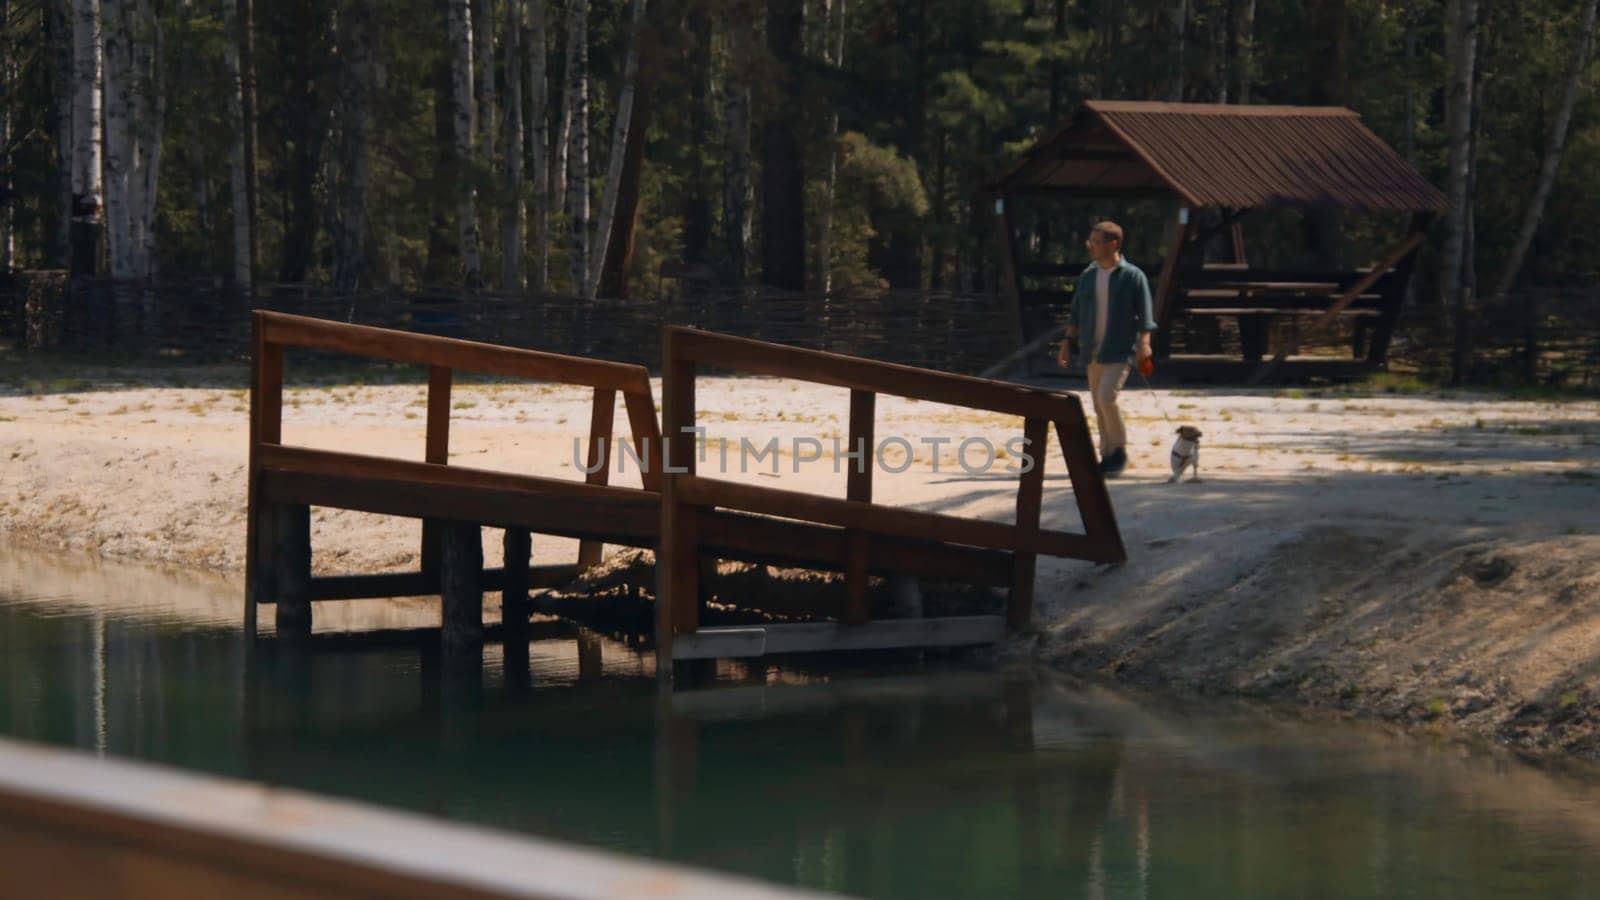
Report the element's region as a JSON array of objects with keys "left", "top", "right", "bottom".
[{"left": 1137, "top": 356, "right": 1155, "bottom": 377}]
